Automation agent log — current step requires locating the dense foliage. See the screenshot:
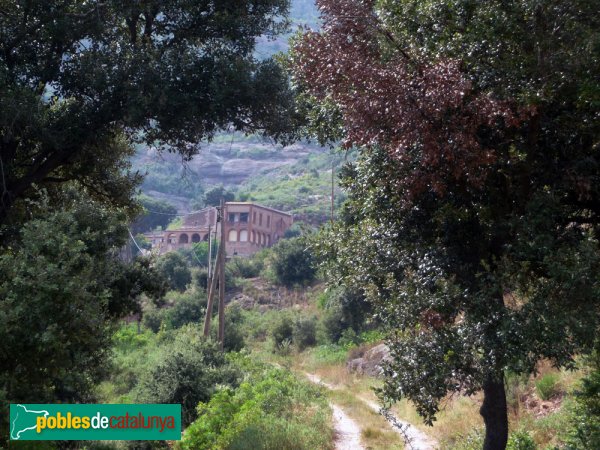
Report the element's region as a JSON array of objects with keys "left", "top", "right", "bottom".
[
  {"left": 204, "top": 186, "right": 236, "bottom": 207},
  {"left": 0, "top": 190, "right": 164, "bottom": 441},
  {"left": 132, "top": 195, "right": 179, "bottom": 234},
  {"left": 294, "top": 1, "right": 600, "bottom": 449},
  {"left": 136, "top": 327, "right": 240, "bottom": 427},
  {"left": 270, "top": 236, "right": 317, "bottom": 287},
  {"left": 179, "top": 358, "right": 331, "bottom": 450},
  {"left": 156, "top": 252, "right": 193, "bottom": 292},
  {"left": 0, "top": 0, "right": 297, "bottom": 231}
]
